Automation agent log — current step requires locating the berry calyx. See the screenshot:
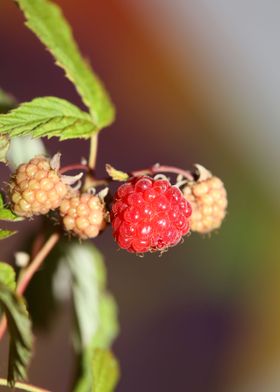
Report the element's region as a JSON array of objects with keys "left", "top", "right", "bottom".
[
  {"left": 111, "top": 176, "right": 192, "bottom": 253},
  {"left": 59, "top": 192, "right": 107, "bottom": 239},
  {"left": 182, "top": 165, "right": 227, "bottom": 233},
  {"left": 9, "top": 155, "right": 69, "bottom": 217}
]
